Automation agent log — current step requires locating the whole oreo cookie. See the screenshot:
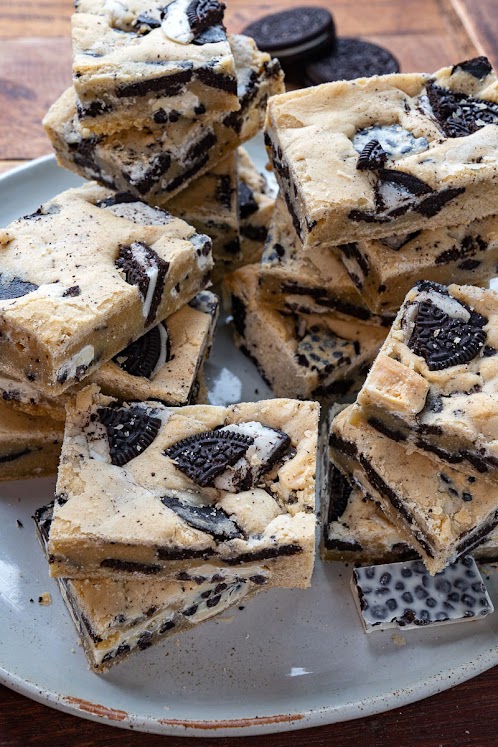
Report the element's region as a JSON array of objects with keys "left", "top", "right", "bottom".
[
  {"left": 304, "top": 37, "right": 400, "bottom": 85},
  {"left": 242, "top": 6, "right": 336, "bottom": 66}
]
